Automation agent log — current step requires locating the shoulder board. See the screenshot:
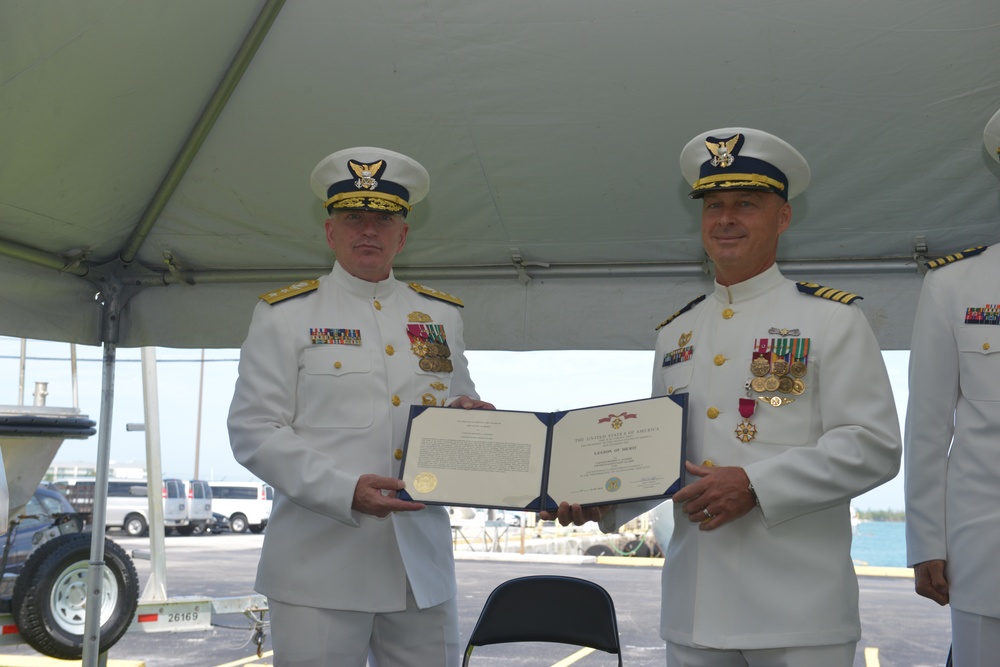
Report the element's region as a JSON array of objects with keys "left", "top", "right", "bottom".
[
  {"left": 924, "top": 245, "right": 988, "bottom": 270},
  {"left": 656, "top": 294, "right": 706, "bottom": 331},
  {"left": 408, "top": 282, "right": 464, "bottom": 307},
  {"left": 258, "top": 280, "right": 320, "bottom": 305},
  {"left": 795, "top": 282, "right": 862, "bottom": 305}
]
